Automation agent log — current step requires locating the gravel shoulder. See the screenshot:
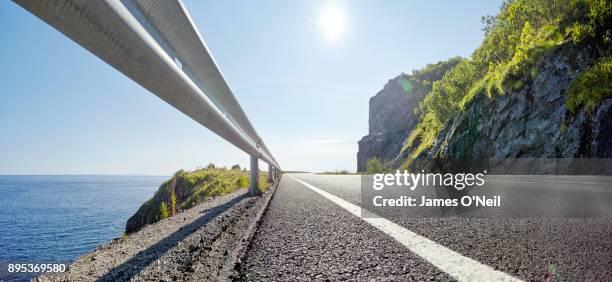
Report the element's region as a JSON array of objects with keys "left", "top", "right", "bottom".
[{"left": 38, "top": 185, "right": 276, "bottom": 282}]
